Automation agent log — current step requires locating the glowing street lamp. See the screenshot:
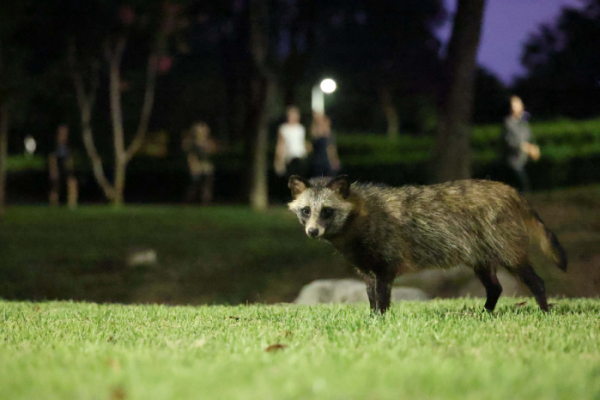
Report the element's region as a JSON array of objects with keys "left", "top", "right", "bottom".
[
  {"left": 320, "top": 78, "right": 337, "bottom": 94},
  {"left": 312, "top": 78, "right": 337, "bottom": 113}
]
